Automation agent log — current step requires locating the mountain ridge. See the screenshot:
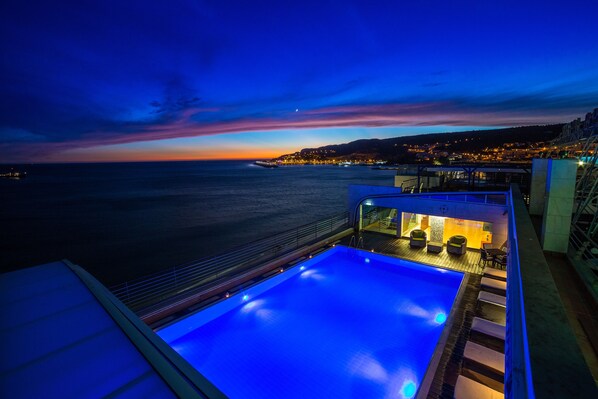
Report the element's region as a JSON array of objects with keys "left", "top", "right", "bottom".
[{"left": 275, "top": 124, "right": 563, "bottom": 163}]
